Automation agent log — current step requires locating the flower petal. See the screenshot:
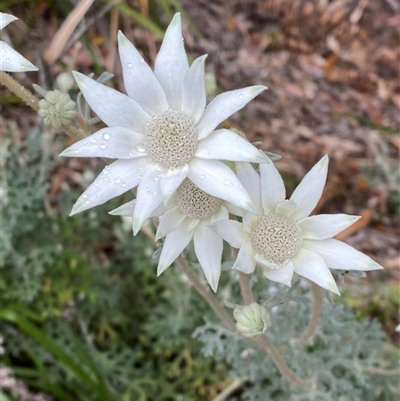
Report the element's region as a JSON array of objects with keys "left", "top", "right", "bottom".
[
  {"left": 188, "top": 158, "right": 256, "bottom": 213},
  {"left": 1, "top": 13, "right": 18, "bottom": 30},
  {"left": 259, "top": 161, "right": 286, "bottom": 214},
  {"left": 109, "top": 199, "right": 168, "bottom": 218},
  {"left": 159, "top": 164, "right": 189, "bottom": 204},
  {"left": 262, "top": 261, "right": 295, "bottom": 287},
  {"left": 194, "top": 222, "right": 223, "bottom": 292},
  {"left": 154, "top": 13, "right": 188, "bottom": 110},
  {"left": 288, "top": 155, "right": 328, "bottom": 221},
  {"left": 233, "top": 241, "right": 256, "bottom": 274},
  {"left": 208, "top": 220, "right": 247, "bottom": 248},
  {"left": 236, "top": 162, "right": 262, "bottom": 213},
  {"left": 73, "top": 71, "right": 150, "bottom": 131},
  {"left": 156, "top": 206, "right": 186, "bottom": 240},
  {"left": 0, "top": 41, "right": 38, "bottom": 72},
  {"left": 195, "top": 129, "right": 270, "bottom": 163},
  {"left": 302, "top": 238, "right": 383, "bottom": 271},
  {"left": 196, "top": 85, "right": 267, "bottom": 140},
  {"left": 118, "top": 31, "right": 169, "bottom": 115},
  {"left": 292, "top": 248, "right": 340, "bottom": 295},
  {"left": 182, "top": 55, "right": 207, "bottom": 124},
  {"left": 132, "top": 165, "right": 164, "bottom": 235},
  {"left": 60, "top": 127, "right": 146, "bottom": 159},
  {"left": 70, "top": 158, "right": 151, "bottom": 215},
  {"left": 275, "top": 200, "right": 298, "bottom": 216},
  {"left": 299, "top": 214, "right": 361, "bottom": 240},
  {"left": 109, "top": 199, "right": 136, "bottom": 216},
  {"left": 210, "top": 205, "right": 229, "bottom": 223},
  {"left": 157, "top": 220, "right": 194, "bottom": 276}
]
